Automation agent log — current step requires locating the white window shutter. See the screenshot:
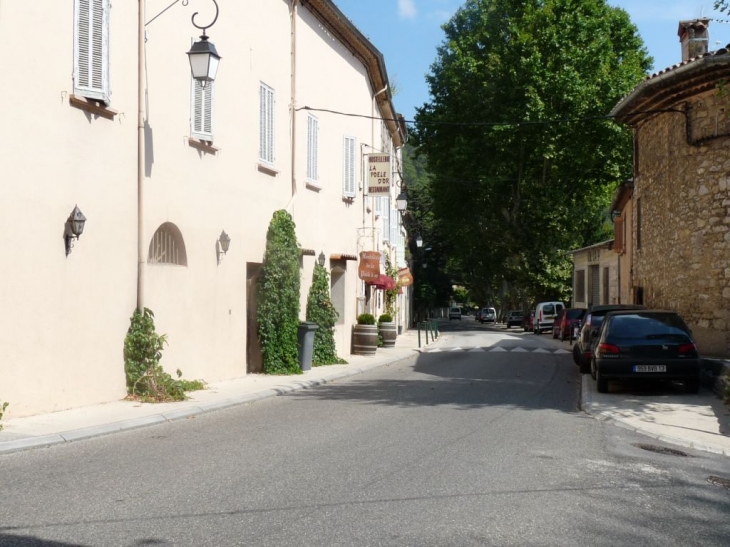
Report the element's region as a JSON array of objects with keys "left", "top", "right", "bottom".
[
  {"left": 343, "top": 136, "right": 356, "bottom": 197},
  {"left": 382, "top": 199, "right": 390, "bottom": 242},
  {"left": 307, "top": 115, "right": 318, "bottom": 181},
  {"left": 259, "top": 83, "right": 274, "bottom": 164},
  {"left": 191, "top": 79, "right": 214, "bottom": 141},
  {"left": 391, "top": 208, "right": 398, "bottom": 245},
  {"left": 375, "top": 194, "right": 383, "bottom": 215},
  {"left": 74, "top": 0, "right": 110, "bottom": 104}
]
